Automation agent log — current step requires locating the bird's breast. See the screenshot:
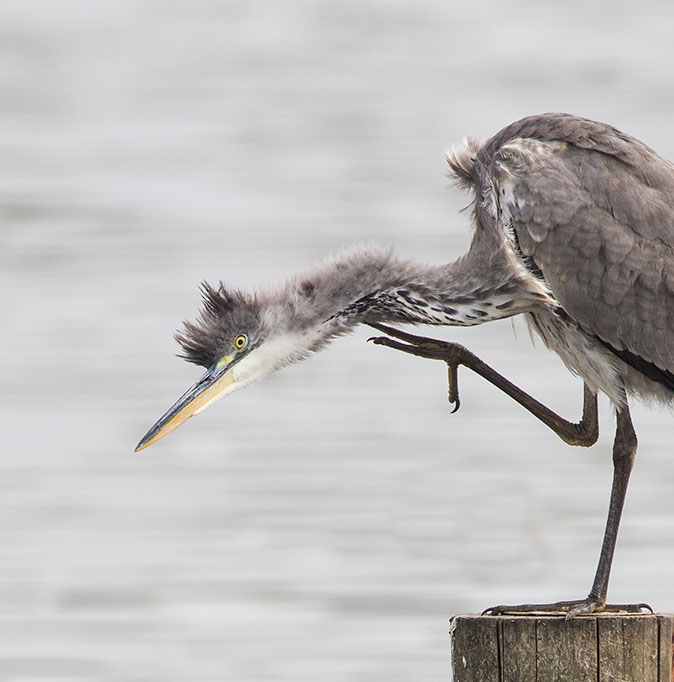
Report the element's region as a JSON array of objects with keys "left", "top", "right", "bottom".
[{"left": 526, "top": 309, "right": 625, "bottom": 405}]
